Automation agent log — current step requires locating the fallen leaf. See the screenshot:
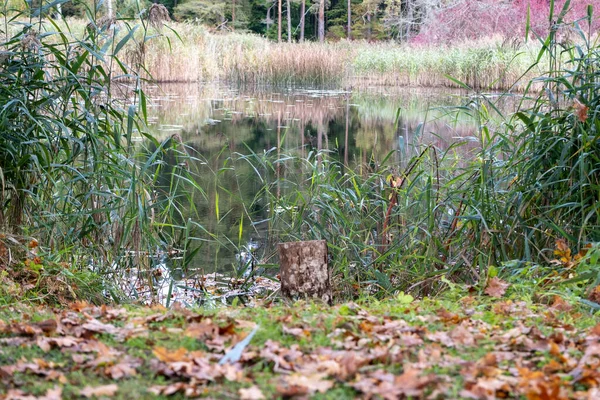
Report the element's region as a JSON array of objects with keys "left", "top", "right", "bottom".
[
  {"left": 484, "top": 277, "right": 509, "bottom": 298},
  {"left": 281, "top": 373, "right": 334, "bottom": 394},
  {"left": 239, "top": 385, "right": 265, "bottom": 400},
  {"left": 152, "top": 346, "right": 188, "bottom": 363},
  {"left": 36, "top": 319, "right": 57, "bottom": 334},
  {"left": 587, "top": 285, "right": 600, "bottom": 304},
  {"left": 80, "top": 384, "right": 118, "bottom": 398},
  {"left": 550, "top": 296, "right": 572, "bottom": 312},
  {"left": 81, "top": 319, "right": 118, "bottom": 335},
  {"left": 105, "top": 360, "right": 138, "bottom": 379},
  {"left": 184, "top": 321, "right": 217, "bottom": 338}
]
